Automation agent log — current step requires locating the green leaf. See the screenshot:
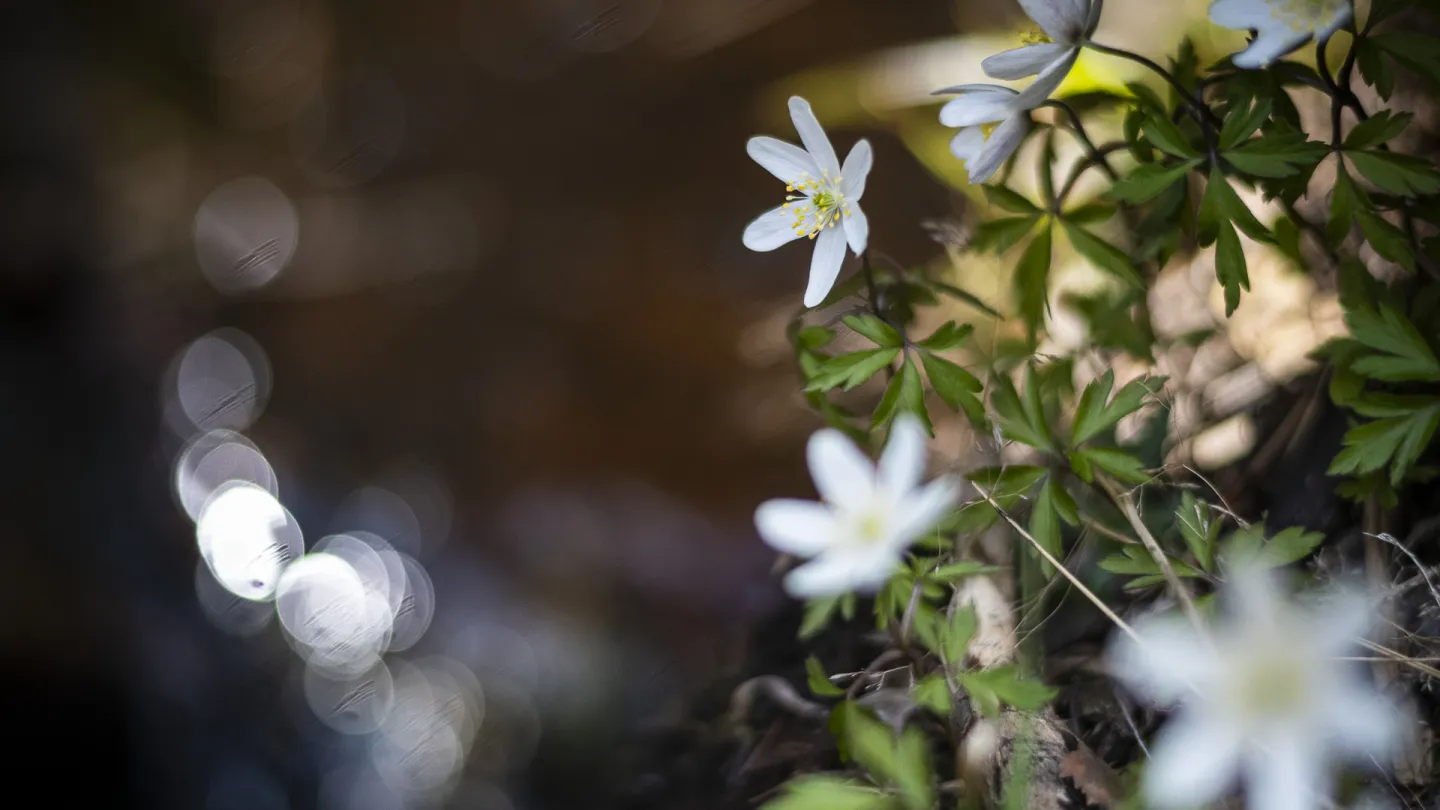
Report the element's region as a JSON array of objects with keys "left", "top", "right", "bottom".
[
  {"left": 1220, "top": 525, "right": 1325, "bottom": 569},
  {"left": 1144, "top": 113, "right": 1200, "bottom": 158},
  {"left": 913, "top": 674, "right": 952, "bottom": 716},
  {"left": 799, "top": 595, "right": 841, "bottom": 640},
  {"left": 805, "top": 348, "right": 902, "bottom": 392},
  {"left": 1346, "top": 150, "right": 1440, "bottom": 197},
  {"left": 1344, "top": 110, "right": 1412, "bottom": 150},
  {"left": 1071, "top": 370, "right": 1166, "bottom": 446},
  {"left": 1346, "top": 304, "right": 1440, "bottom": 381},
  {"left": 1205, "top": 168, "right": 1272, "bottom": 244},
  {"left": 1356, "top": 37, "right": 1396, "bottom": 100},
  {"left": 898, "top": 356, "right": 932, "bottom": 435},
  {"left": 1108, "top": 160, "right": 1200, "bottom": 204},
  {"left": 932, "top": 280, "right": 1004, "bottom": 319},
  {"left": 1357, "top": 209, "right": 1416, "bottom": 271},
  {"left": 1372, "top": 33, "right": 1440, "bottom": 91},
  {"left": 920, "top": 351, "right": 985, "bottom": 425},
  {"left": 992, "top": 367, "right": 1056, "bottom": 452},
  {"left": 939, "top": 605, "right": 978, "bottom": 666},
  {"left": 1015, "top": 221, "right": 1054, "bottom": 339},
  {"left": 763, "top": 776, "right": 893, "bottom": 810},
  {"left": 917, "top": 320, "right": 974, "bottom": 351},
  {"left": 795, "top": 325, "right": 836, "bottom": 351},
  {"left": 837, "top": 704, "right": 933, "bottom": 810},
  {"left": 1176, "top": 491, "right": 1220, "bottom": 571},
  {"left": 1063, "top": 203, "right": 1115, "bottom": 225},
  {"left": 1219, "top": 97, "right": 1273, "bottom": 150},
  {"left": 1124, "top": 81, "right": 1168, "bottom": 117},
  {"left": 1215, "top": 220, "right": 1250, "bottom": 317},
  {"left": 1329, "top": 166, "right": 1365, "bottom": 243},
  {"left": 928, "top": 561, "right": 1006, "bottom": 583},
  {"left": 1028, "top": 477, "right": 1067, "bottom": 573},
  {"left": 1329, "top": 396, "right": 1440, "bottom": 486},
  {"left": 958, "top": 665, "right": 1057, "bottom": 718},
  {"left": 1059, "top": 219, "right": 1142, "bottom": 287},
  {"left": 844, "top": 314, "right": 904, "bottom": 348},
  {"left": 966, "top": 465, "right": 1048, "bottom": 504},
  {"left": 806, "top": 656, "right": 844, "bottom": 696},
  {"left": 971, "top": 215, "right": 1041, "bottom": 255},
  {"left": 872, "top": 360, "right": 907, "bottom": 429},
  {"left": 1071, "top": 446, "right": 1149, "bottom": 484},
  {"left": 1222, "top": 132, "right": 1329, "bottom": 178},
  {"left": 984, "top": 185, "right": 1042, "bottom": 214}
]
